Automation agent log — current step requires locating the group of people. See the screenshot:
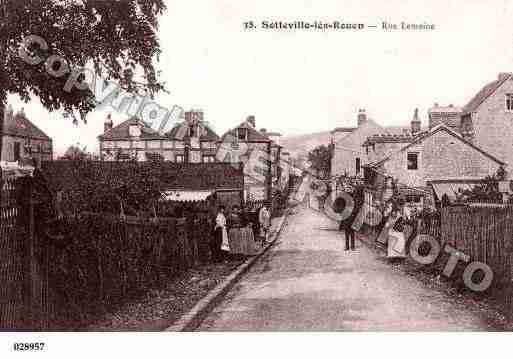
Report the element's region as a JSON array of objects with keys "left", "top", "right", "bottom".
[
  {"left": 210, "top": 202, "right": 272, "bottom": 263},
  {"left": 337, "top": 185, "right": 416, "bottom": 261}
]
